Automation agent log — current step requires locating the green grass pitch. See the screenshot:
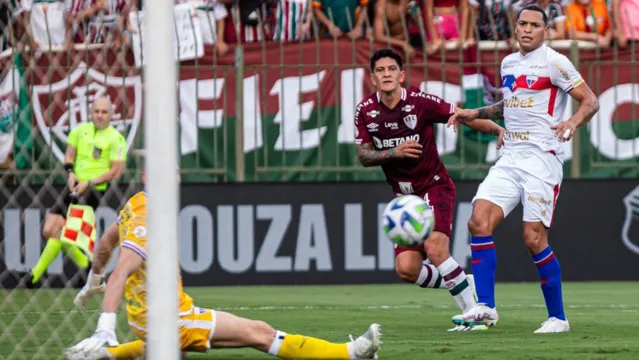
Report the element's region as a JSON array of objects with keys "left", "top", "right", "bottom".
[{"left": 1, "top": 282, "right": 638, "bottom": 359}]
